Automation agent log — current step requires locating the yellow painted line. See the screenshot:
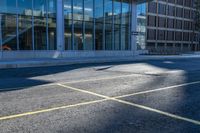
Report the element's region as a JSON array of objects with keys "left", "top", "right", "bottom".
[
  {"left": 57, "top": 83, "right": 111, "bottom": 99},
  {"left": 58, "top": 84, "right": 200, "bottom": 126},
  {"left": 114, "top": 98, "right": 200, "bottom": 126},
  {"left": 115, "top": 80, "right": 200, "bottom": 99},
  {"left": 0, "top": 99, "right": 108, "bottom": 121},
  {"left": 1, "top": 81, "right": 200, "bottom": 124}
]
